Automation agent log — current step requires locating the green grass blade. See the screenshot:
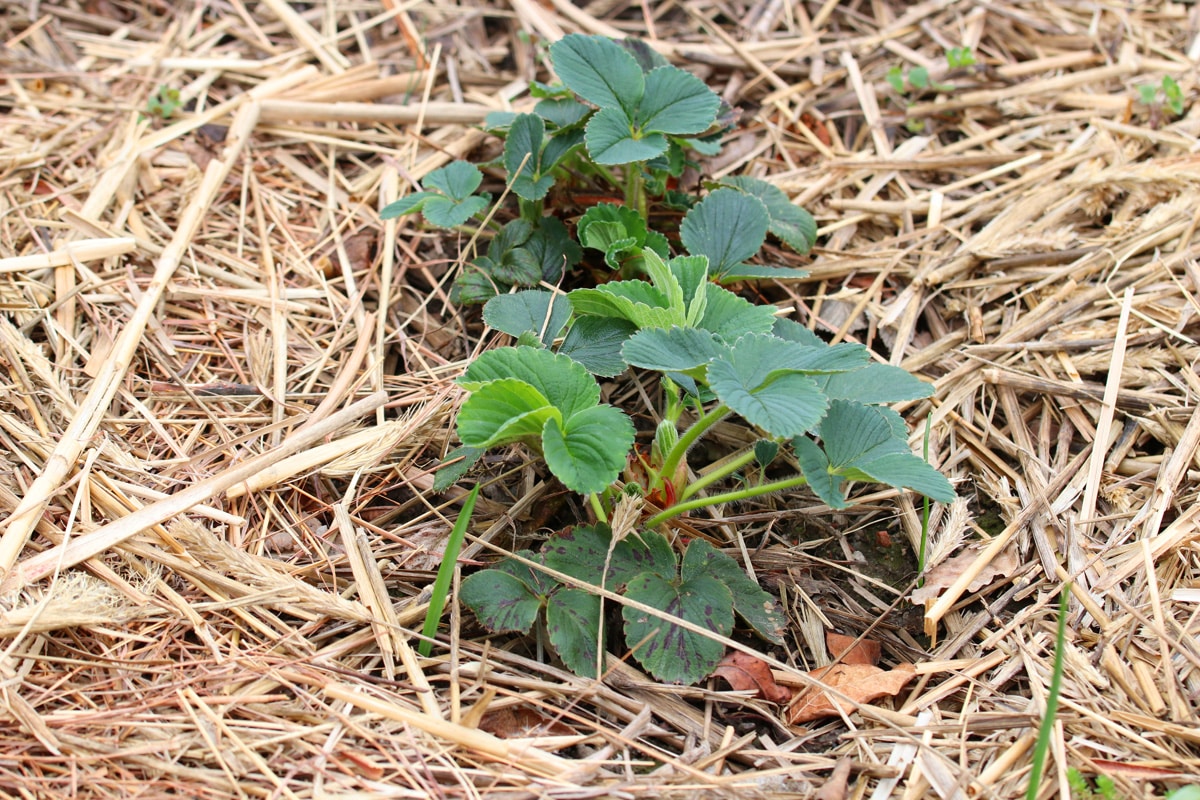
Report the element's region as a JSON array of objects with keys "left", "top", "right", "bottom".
[
  {"left": 1026, "top": 584, "right": 1070, "bottom": 800},
  {"left": 419, "top": 485, "right": 480, "bottom": 657}
]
